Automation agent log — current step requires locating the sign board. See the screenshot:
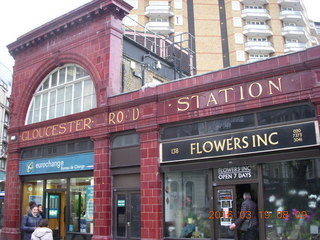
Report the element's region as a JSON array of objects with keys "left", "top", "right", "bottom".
[
  {"left": 218, "top": 189, "right": 233, "bottom": 201},
  {"left": 216, "top": 166, "right": 255, "bottom": 181},
  {"left": 19, "top": 152, "right": 94, "bottom": 175},
  {"left": 161, "top": 121, "right": 319, "bottom": 163},
  {"left": 117, "top": 200, "right": 126, "bottom": 207}
]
